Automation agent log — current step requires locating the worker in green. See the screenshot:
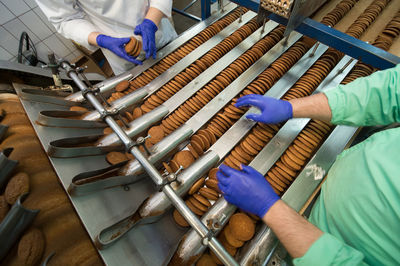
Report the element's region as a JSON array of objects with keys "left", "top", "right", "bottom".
[{"left": 217, "top": 64, "right": 400, "bottom": 265}]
